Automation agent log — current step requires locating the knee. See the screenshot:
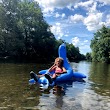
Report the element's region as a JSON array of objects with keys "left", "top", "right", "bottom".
[{"left": 30, "top": 71, "right": 35, "bottom": 78}]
